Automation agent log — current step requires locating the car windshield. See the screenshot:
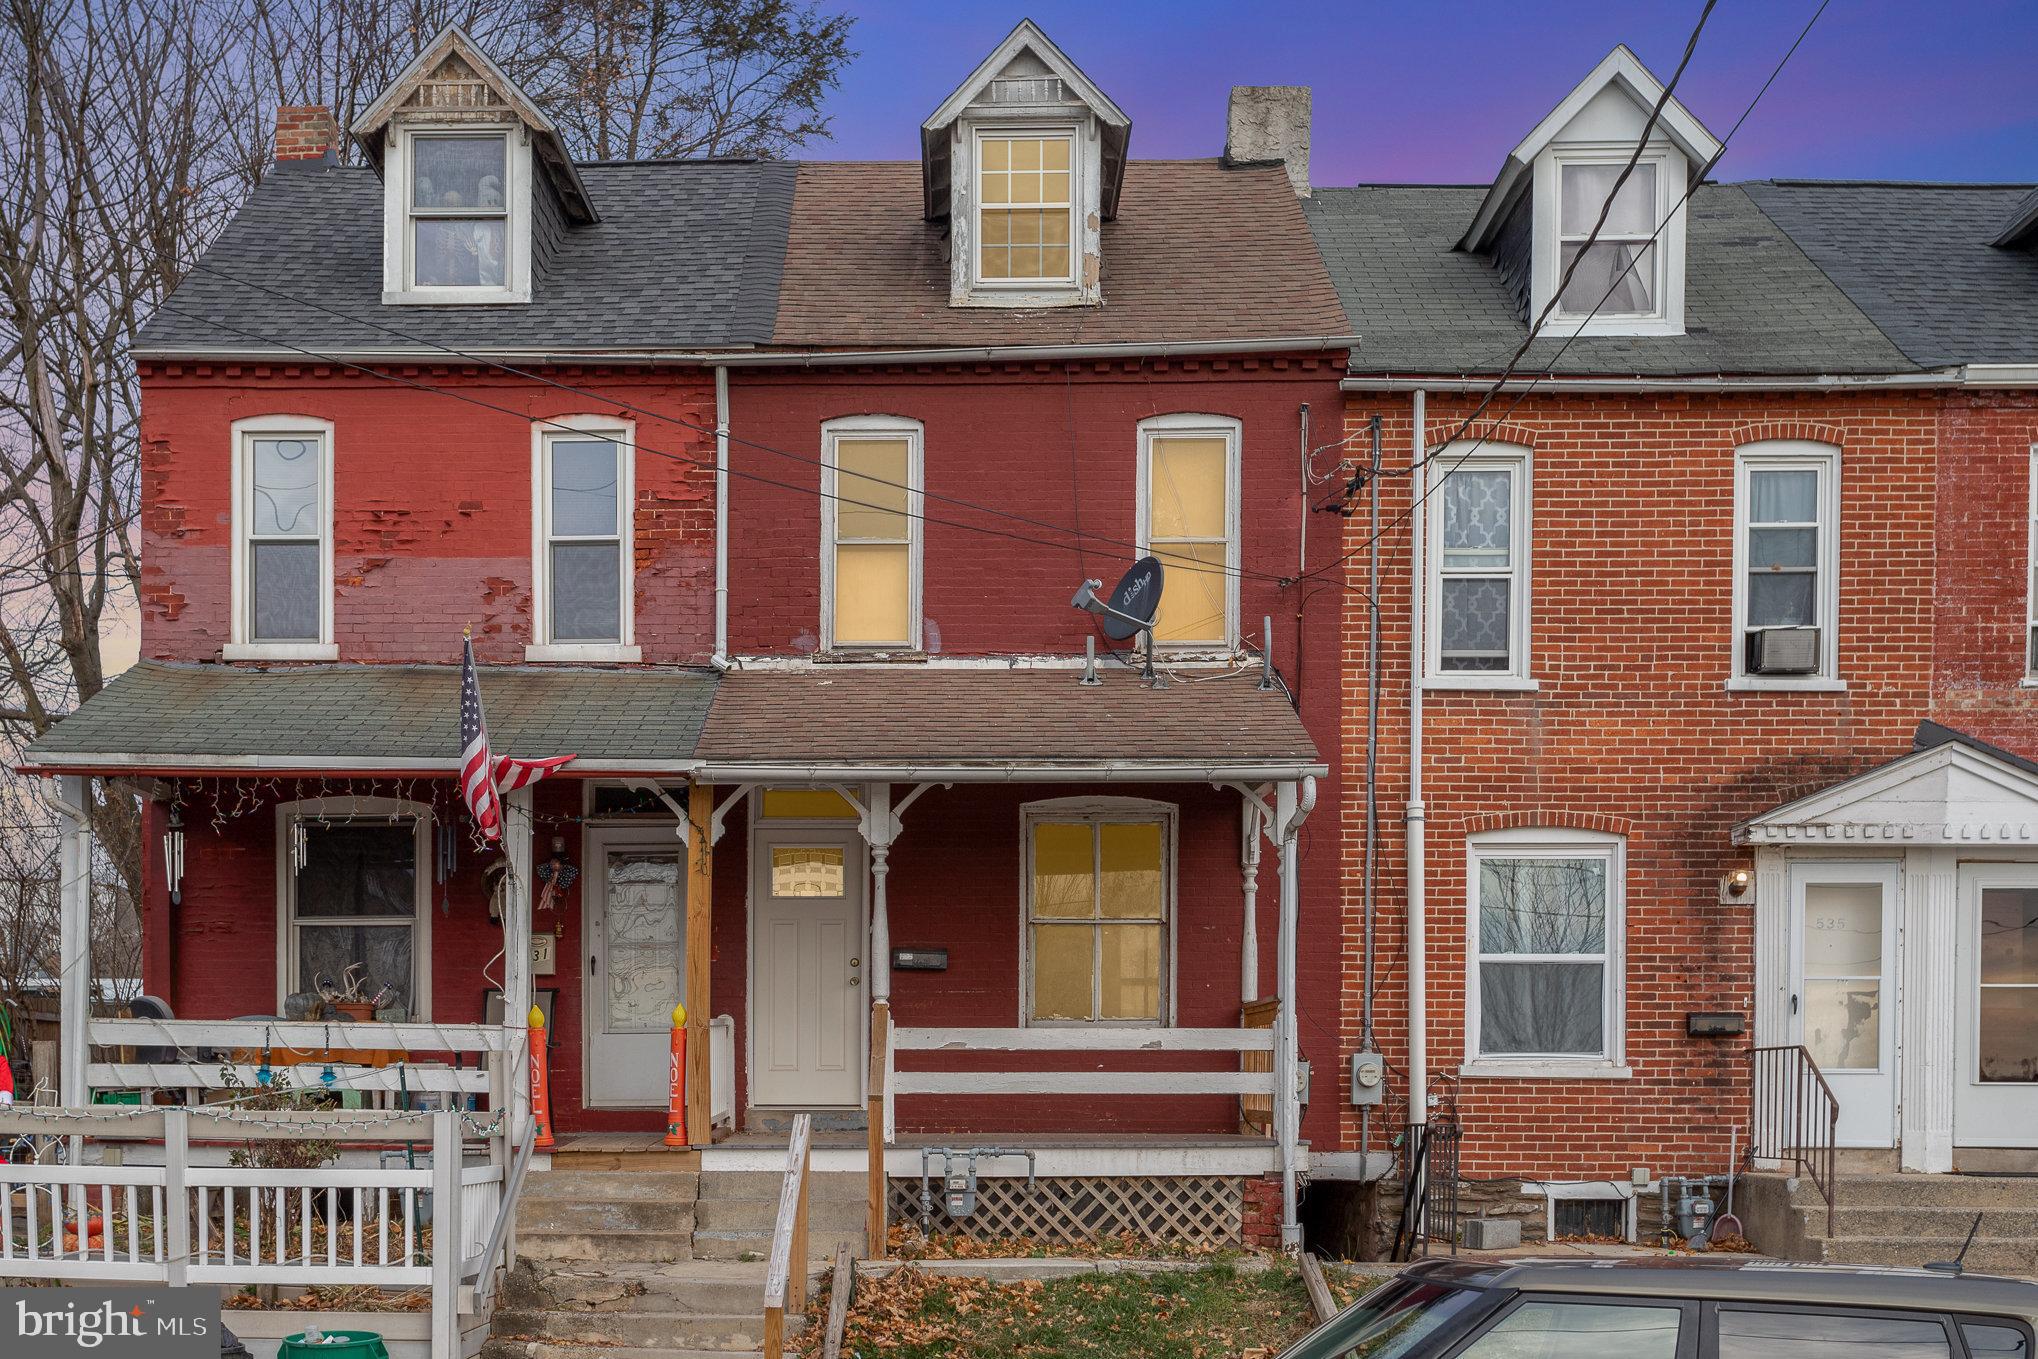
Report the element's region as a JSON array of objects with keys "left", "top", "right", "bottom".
[{"left": 1278, "top": 1278, "right": 1486, "bottom": 1359}]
